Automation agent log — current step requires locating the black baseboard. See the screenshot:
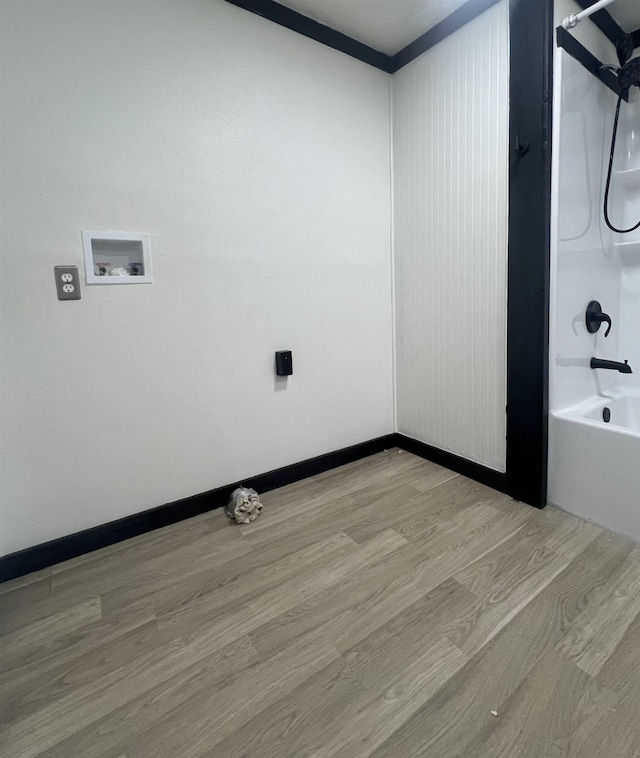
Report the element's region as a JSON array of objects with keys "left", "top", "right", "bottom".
[
  {"left": 0, "top": 435, "right": 397, "bottom": 583},
  {"left": 395, "top": 433, "right": 507, "bottom": 493},
  {"left": 0, "top": 432, "right": 514, "bottom": 583}
]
